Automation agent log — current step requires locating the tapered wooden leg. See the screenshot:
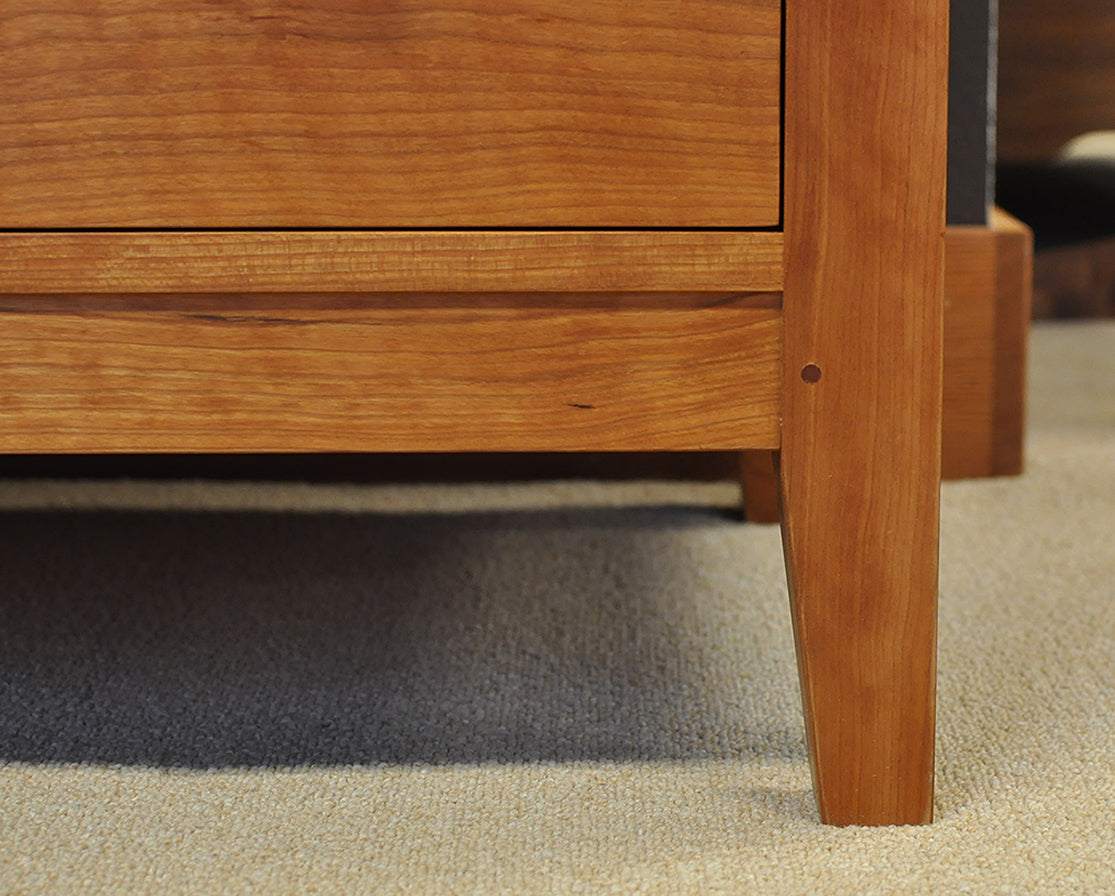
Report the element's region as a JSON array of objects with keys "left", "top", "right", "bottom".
[
  {"left": 781, "top": 0, "right": 947, "bottom": 826},
  {"left": 776, "top": 442, "right": 938, "bottom": 825}
]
